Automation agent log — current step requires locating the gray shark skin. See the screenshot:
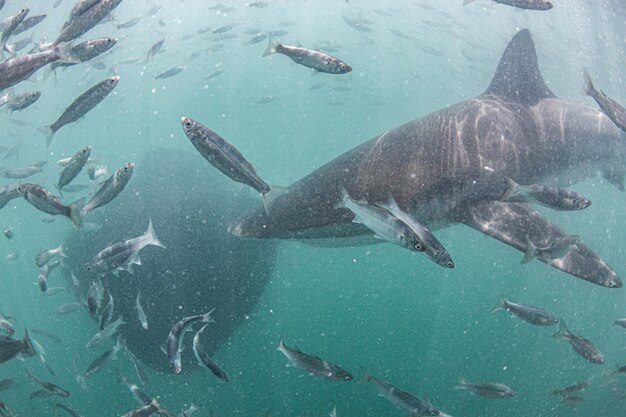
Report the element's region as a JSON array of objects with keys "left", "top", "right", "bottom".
[{"left": 230, "top": 29, "right": 624, "bottom": 288}]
